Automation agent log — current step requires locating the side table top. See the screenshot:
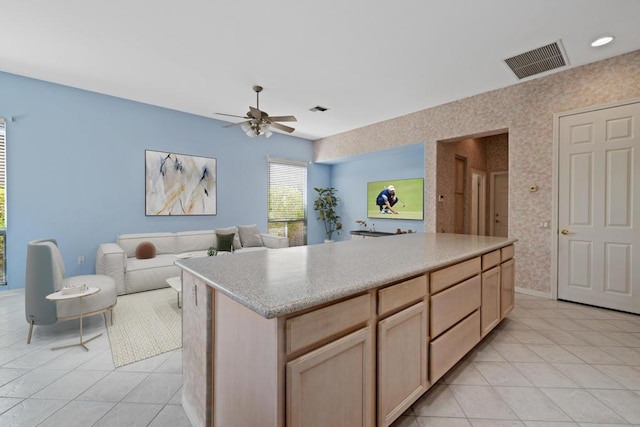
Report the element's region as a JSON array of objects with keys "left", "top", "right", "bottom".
[
  {"left": 166, "top": 276, "right": 182, "bottom": 292},
  {"left": 46, "top": 287, "right": 100, "bottom": 301}
]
